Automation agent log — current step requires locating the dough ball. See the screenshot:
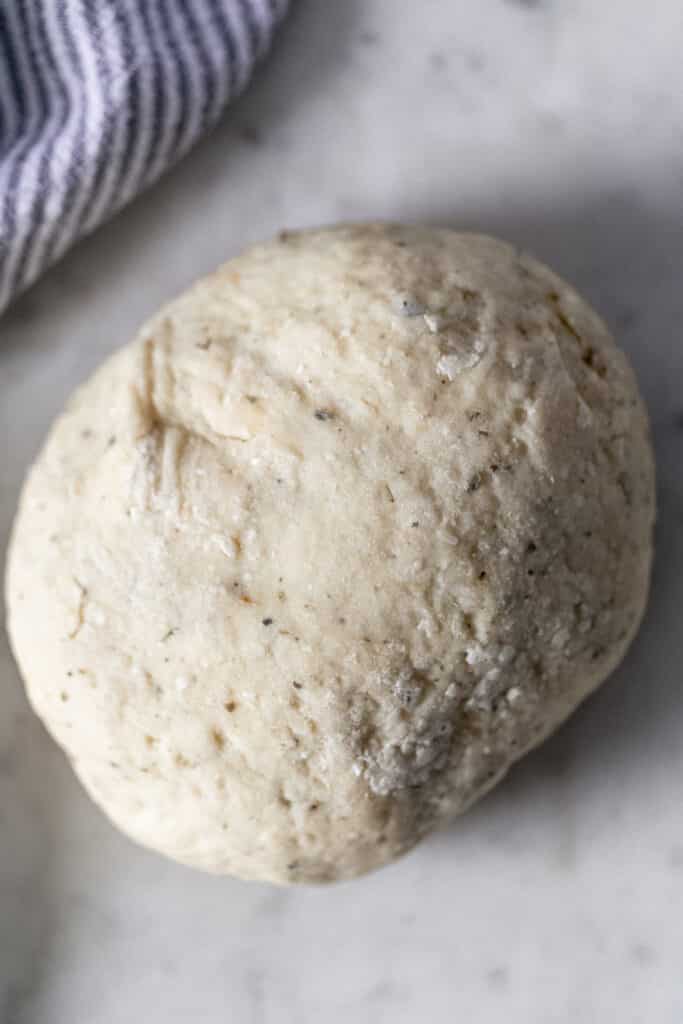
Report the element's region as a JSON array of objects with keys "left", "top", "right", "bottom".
[{"left": 5, "top": 225, "right": 655, "bottom": 884}]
